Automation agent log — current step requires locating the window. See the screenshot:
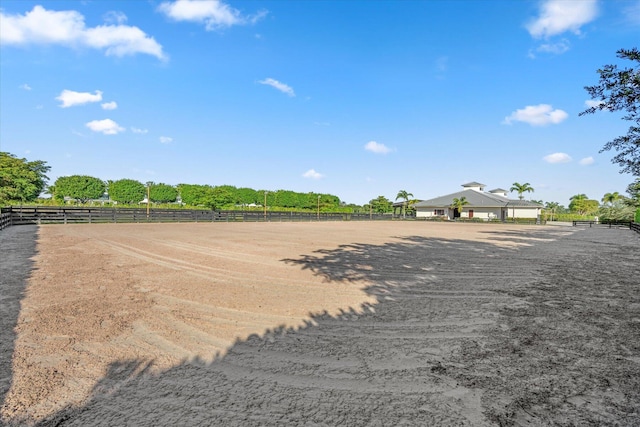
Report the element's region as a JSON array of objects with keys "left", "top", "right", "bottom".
[{"left": 434, "top": 209, "right": 445, "bottom": 216}]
